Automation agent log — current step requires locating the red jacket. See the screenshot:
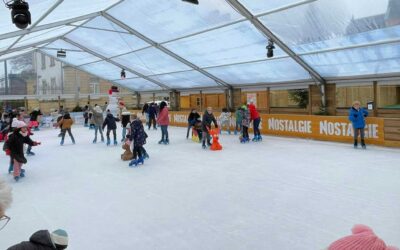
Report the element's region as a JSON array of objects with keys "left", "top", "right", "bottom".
[
  {"left": 157, "top": 108, "right": 170, "bottom": 126},
  {"left": 248, "top": 103, "right": 260, "bottom": 120}
]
